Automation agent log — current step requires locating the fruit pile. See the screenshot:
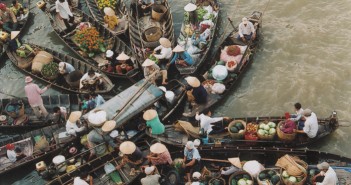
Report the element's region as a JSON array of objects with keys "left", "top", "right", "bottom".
[
  {"left": 97, "top": 0, "right": 116, "bottom": 11},
  {"left": 246, "top": 123, "right": 258, "bottom": 133},
  {"left": 74, "top": 27, "right": 106, "bottom": 57},
  {"left": 229, "top": 121, "right": 245, "bottom": 134},
  {"left": 230, "top": 174, "right": 253, "bottom": 185},
  {"left": 258, "top": 170, "right": 280, "bottom": 184},
  {"left": 282, "top": 170, "right": 304, "bottom": 184},
  {"left": 257, "top": 122, "right": 276, "bottom": 137}
]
